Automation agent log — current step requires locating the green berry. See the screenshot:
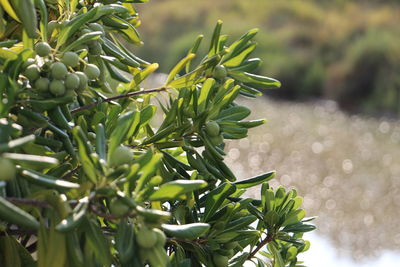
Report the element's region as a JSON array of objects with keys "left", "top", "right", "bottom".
[
  {"left": 224, "top": 241, "right": 239, "bottom": 250},
  {"left": 212, "top": 253, "right": 229, "bottom": 267},
  {"left": 213, "top": 65, "right": 227, "bottom": 80},
  {"left": 205, "top": 121, "right": 220, "bottom": 137},
  {"left": 75, "top": 71, "right": 88, "bottom": 92},
  {"left": 89, "top": 41, "right": 102, "bottom": 55},
  {"left": 88, "top": 23, "right": 105, "bottom": 35},
  {"left": 210, "top": 134, "right": 224, "bottom": 146},
  {"left": 136, "top": 227, "right": 158, "bottom": 249},
  {"left": 49, "top": 80, "right": 66, "bottom": 96},
  {"left": 87, "top": 132, "right": 96, "bottom": 141},
  {"left": 0, "top": 157, "right": 16, "bottom": 181},
  {"left": 62, "top": 52, "right": 80, "bottom": 68},
  {"left": 22, "top": 58, "right": 36, "bottom": 69},
  {"left": 65, "top": 73, "right": 80, "bottom": 90},
  {"left": 24, "top": 64, "right": 40, "bottom": 81},
  {"left": 109, "top": 146, "right": 133, "bottom": 167},
  {"left": 80, "top": 28, "right": 91, "bottom": 35},
  {"left": 153, "top": 228, "right": 167, "bottom": 247},
  {"left": 34, "top": 77, "right": 50, "bottom": 92},
  {"left": 48, "top": 20, "right": 59, "bottom": 34},
  {"left": 109, "top": 198, "right": 130, "bottom": 217},
  {"left": 35, "top": 42, "right": 51, "bottom": 57},
  {"left": 51, "top": 62, "right": 68, "bottom": 80},
  {"left": 84, "top": 64, "right": 100, "bottom": 80}
]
